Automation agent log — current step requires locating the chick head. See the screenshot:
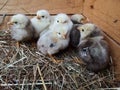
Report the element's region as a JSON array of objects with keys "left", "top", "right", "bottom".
[
  {"left": 55, "top": 13, "right": 70, "bottom": 24},
  {"left": 71, "top": 14, "right": 86, "bottom": 23},
  {"left": 36, "top": 10, "right": 50, "bottom": 21},
  {"left": 52, "top": 28, "right": 68, "bottom": 41},
  {"left": 77, "top": 23, "right": 96, "bottom": 39},
  {"left": 8, "top": 14, "right": 29, "bottom": 29}
]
